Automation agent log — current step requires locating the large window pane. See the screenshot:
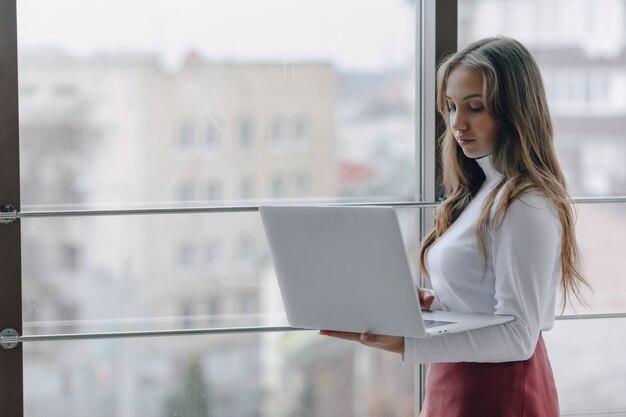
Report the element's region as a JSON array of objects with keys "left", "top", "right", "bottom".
[
  {"left": 558, "top": 202, "right": 626, "bottom": 314},
  {"left": 17, "top": 0, "right": 417, "bottom": 210},
  {"left": 545, "top": 318, "right": 626, "bottom": 416},
  {"left": 459, "top": 0, "right": 626, "bottom": 197},
  {"left": 24, "top": 333, "right": 415, "bottom": 417},
  {"left": 21, "top": 208, "right": 422, "bottom": 335}
]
